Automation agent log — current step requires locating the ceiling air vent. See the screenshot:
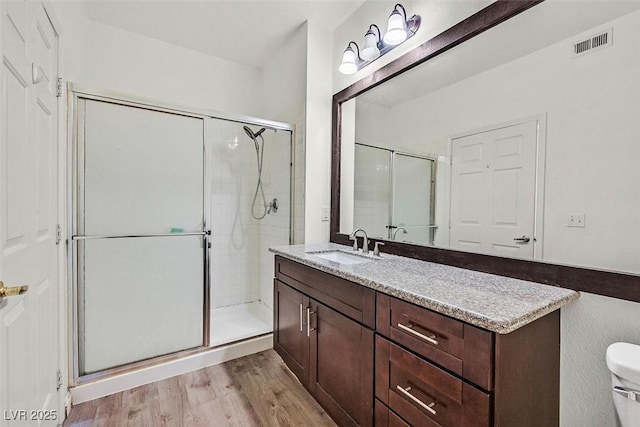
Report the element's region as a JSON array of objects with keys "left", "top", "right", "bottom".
[{"left": 573, "top": 28, "right": 612, "bottom": 57}]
